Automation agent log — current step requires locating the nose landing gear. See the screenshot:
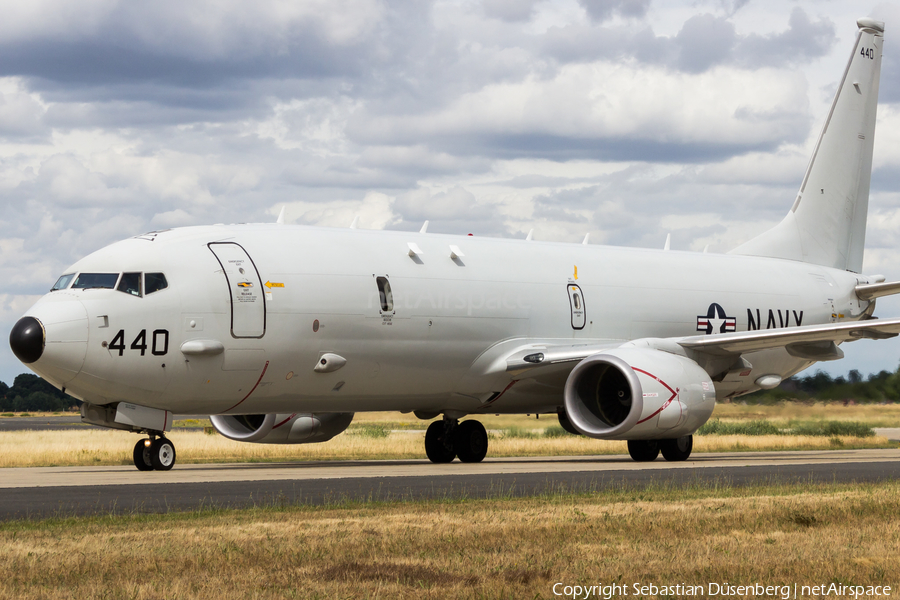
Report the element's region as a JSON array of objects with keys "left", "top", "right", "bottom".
[{"left": 132, "top": 435, "right": 177, "bottom": 471}]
